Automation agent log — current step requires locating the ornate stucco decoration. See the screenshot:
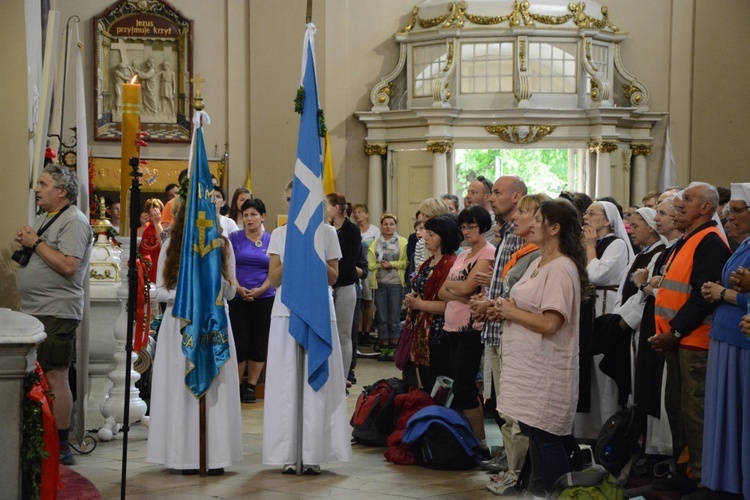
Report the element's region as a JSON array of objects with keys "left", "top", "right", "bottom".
[
  {"left": 433, "top": 41, "right": 456, "bottom": 105},
  {"left": 615, "top": 45, "right": 649, "bottom": 107},
  {"left": 370, "top": 44, "right": 407, "bottom": 110},
  {"left": 485, "top": 125, "right": 556, "bottom": 144},
  {"left": 514, "top": 36, "right": 532, "bottom": 103},
  {"left": 399, "top": 1, "right": 620, "bottom": 33},
  {"left": 582, "top": 37, "right": 610, "bottom": 103},
  {"left": 364, "top": 144, "right": 388, "bottom": 156},
  {"left": 631, "top": 144, "right": 652, "bottom": 156},
  {"left": 589, "top": 141, "right": 618, "bottom": 153},
  {"left": 426, "top": 141, "right": 453, "bottom": 154}
]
